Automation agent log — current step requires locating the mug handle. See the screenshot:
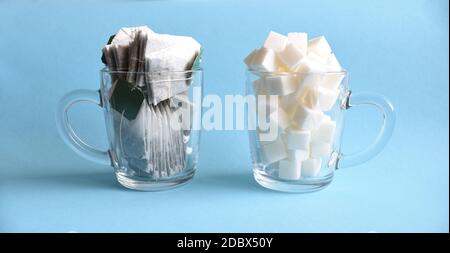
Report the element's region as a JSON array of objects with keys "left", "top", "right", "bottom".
[
  {"left": 56, "top": 89, "right": 111, "bottom": 165},
  {"left": 338, "top": 91, "right": 396, "bottom": 168}
]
